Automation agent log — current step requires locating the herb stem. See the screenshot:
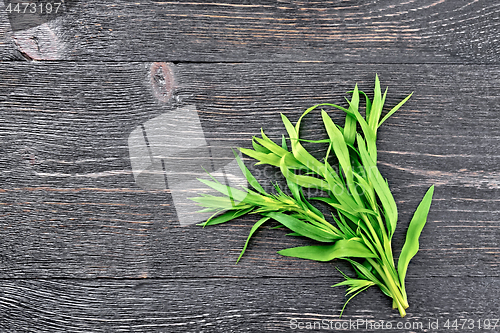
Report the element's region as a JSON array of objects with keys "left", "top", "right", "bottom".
[
  {"left": 361, "top": 215, "right": 385, "bottom": 257},
  {"left": 367, "top": 258, "right": 407, "bottom": 317}
]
